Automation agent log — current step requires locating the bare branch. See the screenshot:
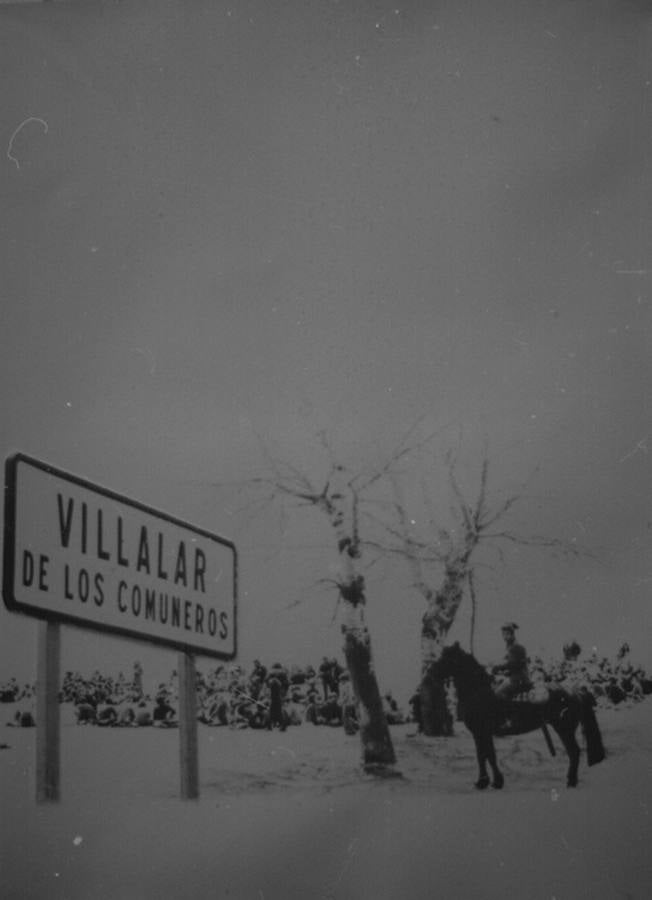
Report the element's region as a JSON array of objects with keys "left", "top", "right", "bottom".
[
  {"left": 264, "top": 479, "right": 320, "bottom": 505},
  {"left": 477, "top": 461, "right": 542, "bottom": 530},
  {"left": 283, "top": 577, "right": 340, "bottom": 609},
  {"left": 349, "top": 481, "right": 361, "bottom": 553},
  {"left": 478, "top": 493, "right": 521, "bottom": 530},
  {"left": 481, "top": 530, "right": 597, "bottom": 559},
  {"left": 361, "top": 545, "right": 393, "bottom": 572},
  {"left": 329, "top": 602, "right": 341, "bottom": 626},
  {"left": 362, "top": 537, "right": 445, "bottom": 564},
  {"left": 447, "top": 458, "right": 474, "bottom": 536},
  {"left": 224, "top": 489, "right": 277, "bottom": 522},
  {"left": 352, "top": 417, "right": 436, "bottom": 493},
  {"left": 474, "top": 448, "right": 490, "bottom": 527}
]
